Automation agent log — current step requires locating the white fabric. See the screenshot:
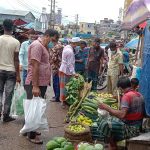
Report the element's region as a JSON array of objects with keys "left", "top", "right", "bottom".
[
  {"left": 59, "top": 45, "right": 75, "bottom": 75},
  {"left": 20, "top": 97, "right": 48, "bottom": 134},
  {"left": 70, "top": 37, "right": 81, "bottom": 43}
]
